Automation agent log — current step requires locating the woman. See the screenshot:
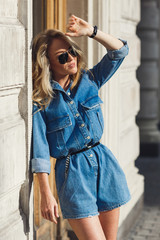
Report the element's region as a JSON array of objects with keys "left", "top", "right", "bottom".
[{"left": 31, "top": 15, "right": 131, "bottom": 240}]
